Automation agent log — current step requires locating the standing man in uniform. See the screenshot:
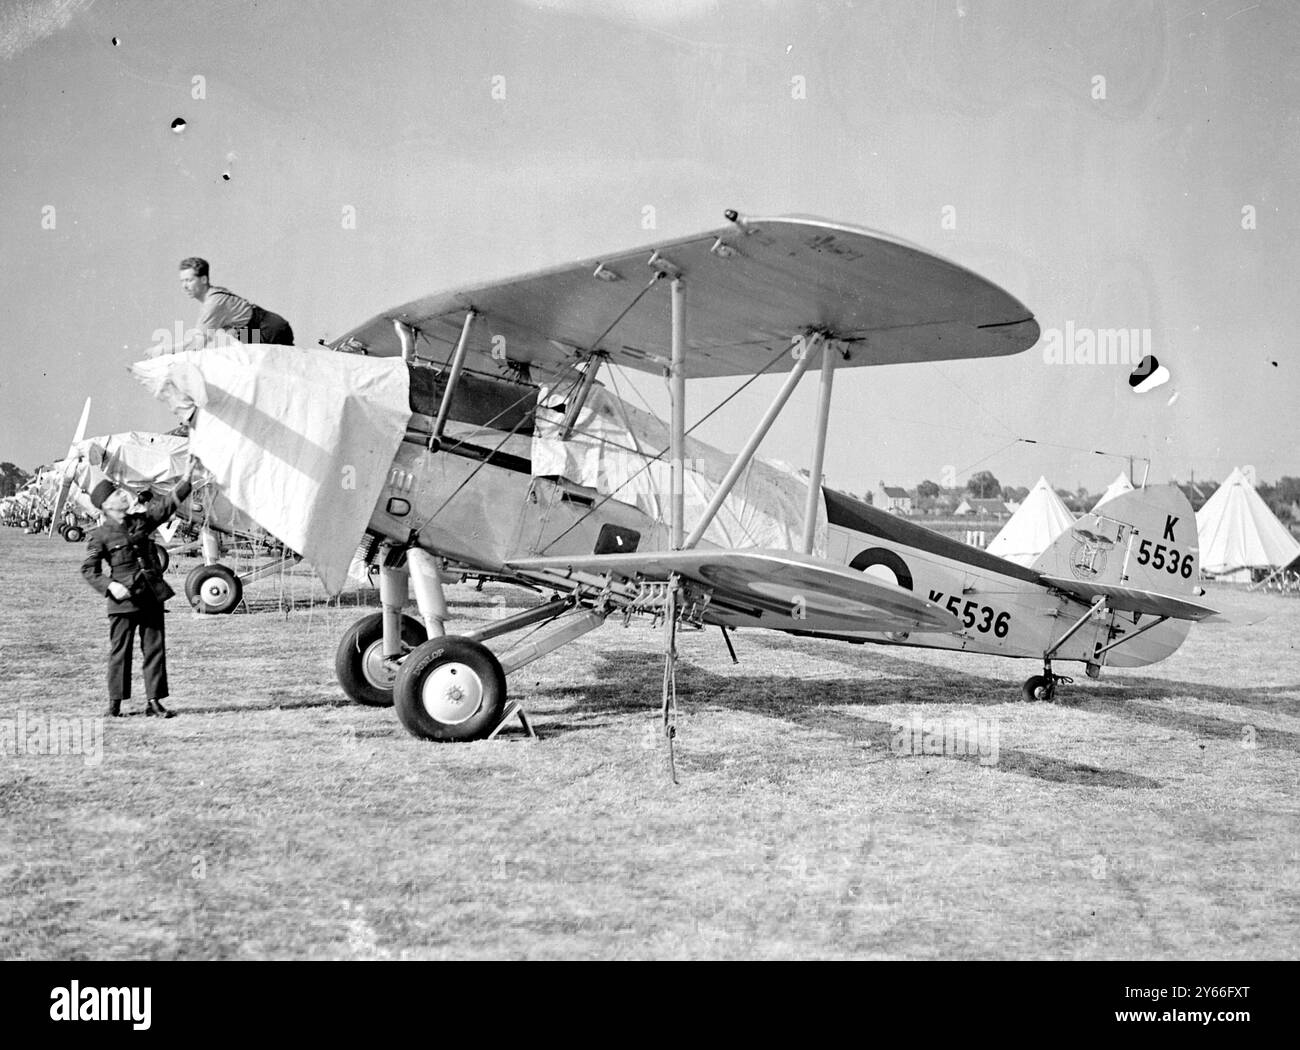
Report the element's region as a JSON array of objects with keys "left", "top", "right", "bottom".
[
  {"left": 179, "top": 257, "right": 294, "bottom": 349},
  {"left": 81, "top": 459, "right": 197, "bottom": 718}
]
